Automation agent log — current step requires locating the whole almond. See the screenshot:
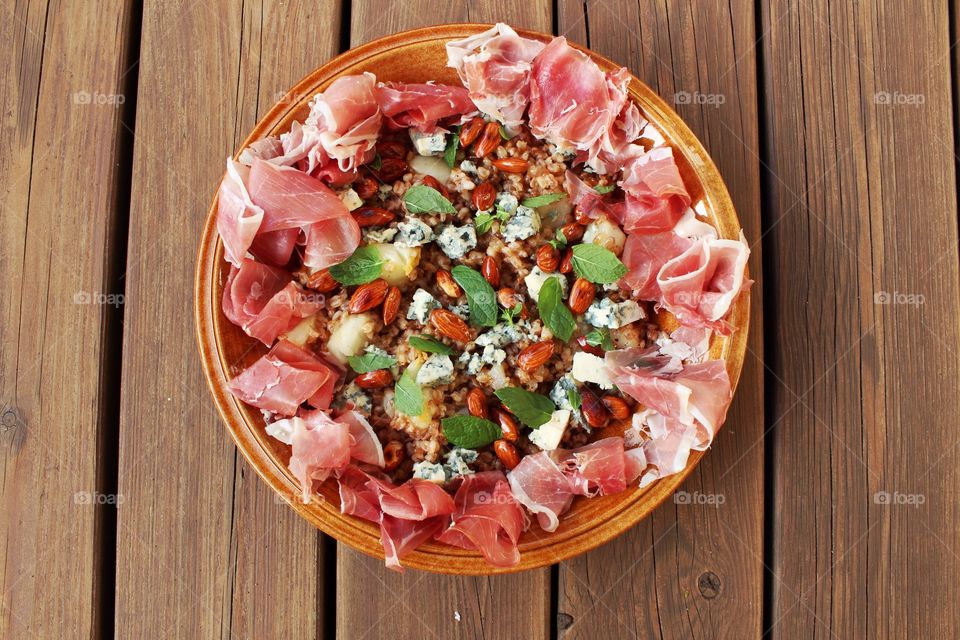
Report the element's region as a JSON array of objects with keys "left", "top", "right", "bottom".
[
  {"left": 351, "top": 206, "right": 395, "bottom": 228},
  {"left": 347, "top": 279, "right": 388, "bottom": 313},
  {"left": 497, "top": 287, "right": 522, "bottom": 309},
  {"left": 559, "top": 248, "right": 574, "bottom": 274},
  {"left": 354, "top": 369, "right": 393, "bottom": 389},
  {"left": 493, "top": 408, "right": 520, "bottom": 443},
  {"left": 491, "top": 157, "right": 529, "bottom": 173},
  {"left": 536, "top": 244, "right": 560, "bottom": 273},
  {"left": 482, "top": 256, "right": 501, "bottom": 287},
  {"left": 435, "top": 269, "right": 463, "bottom": 298},
  {"left": 560, "top": 222, "right": 585, "bottom": 243},
  {"left": 472, "top": 181, "right": 496, "bottom": 211},
  {"left": 472, "top": 121, "right": 502, "bottom": 158},
  {"left": 493, "top": 439, "right": 521, "bottom": 470},
  {"left": 580, "top": 387, "right": 611, "bottom": 428},
  {"left": 568, "top": 278, "right": 596, "bottom": 315},
  {"left": 517, "top": 340, "right": 555, "bottom": 373},
  {"left": 429, "top": 308, "right": 472, "bottom": 342},
  {"left": 573, "top": 205, "right": 592, "bottom": 225},
  {"left": 382, "top": 441, "right": 405, "bottom": 471},
  {"left": 459, "top": 117, "right": 485, "bottom": 147},
  {"left": 382, "top": 286, "right": 401, "bottom": 325},
  {"left": 306, "top": 269, "right": 338, "bottom": 293},
  {"left": 601, "top": 395, "right": 631, "bottom": 421},
  {"left": 466, "top": 388, "right": 489, "bottom": 419},
  {"left": 354, "top": 175, "right": 379, "bottom": 200}
]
